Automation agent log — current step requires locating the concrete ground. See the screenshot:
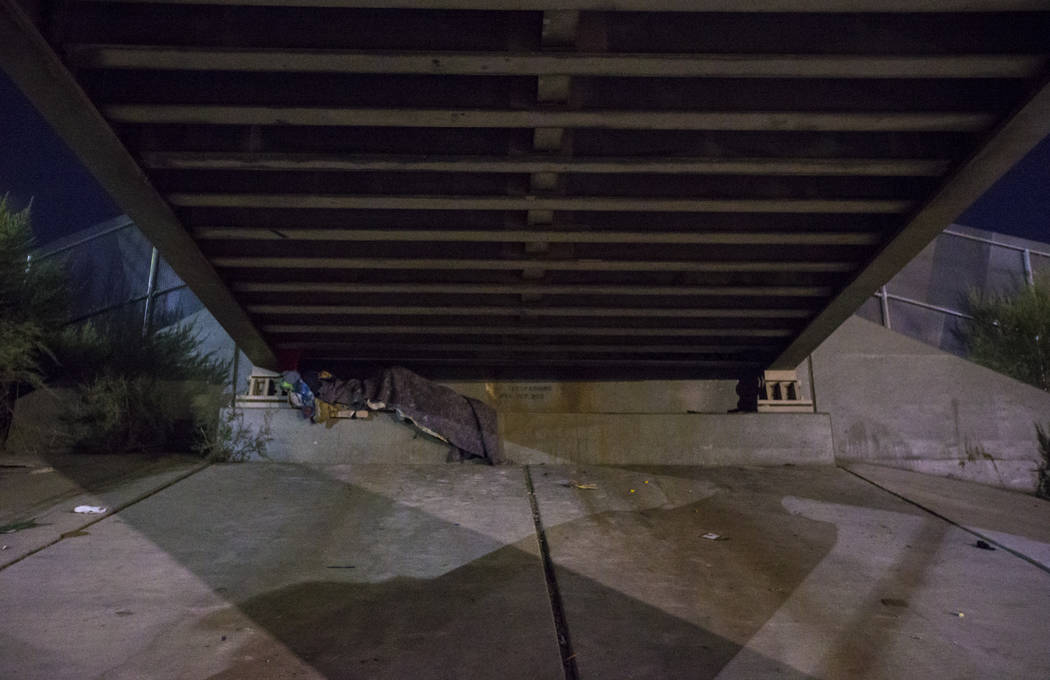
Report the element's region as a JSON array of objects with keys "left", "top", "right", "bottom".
[{"left": 1, "top": 461, "right": 1048, "bottom": 679}]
